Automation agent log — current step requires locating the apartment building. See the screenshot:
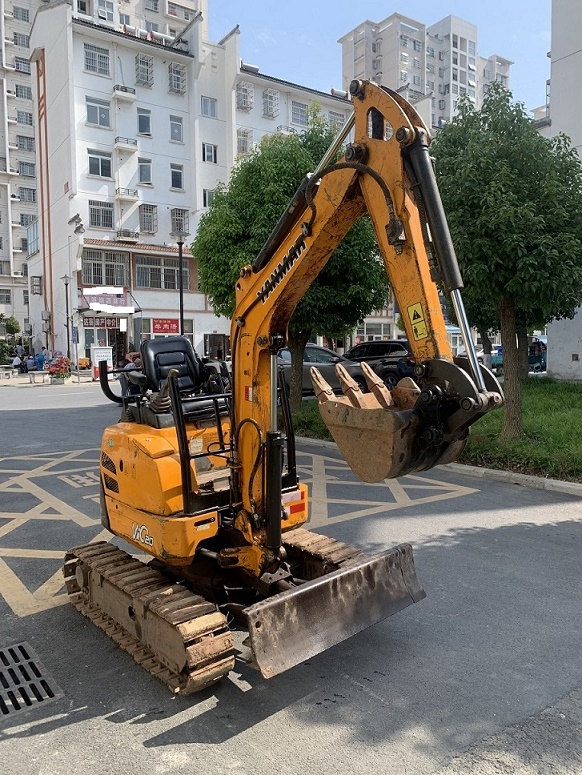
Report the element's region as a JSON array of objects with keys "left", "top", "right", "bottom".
[
  {"left": 0, "top": 0, "right": 38, "bottom": 341},
  {"left": 338, "top": 13, "right": 512, "bottom": 131},
  {"left": 25, "top": 1, "right": 353, "bottom": 362}
]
